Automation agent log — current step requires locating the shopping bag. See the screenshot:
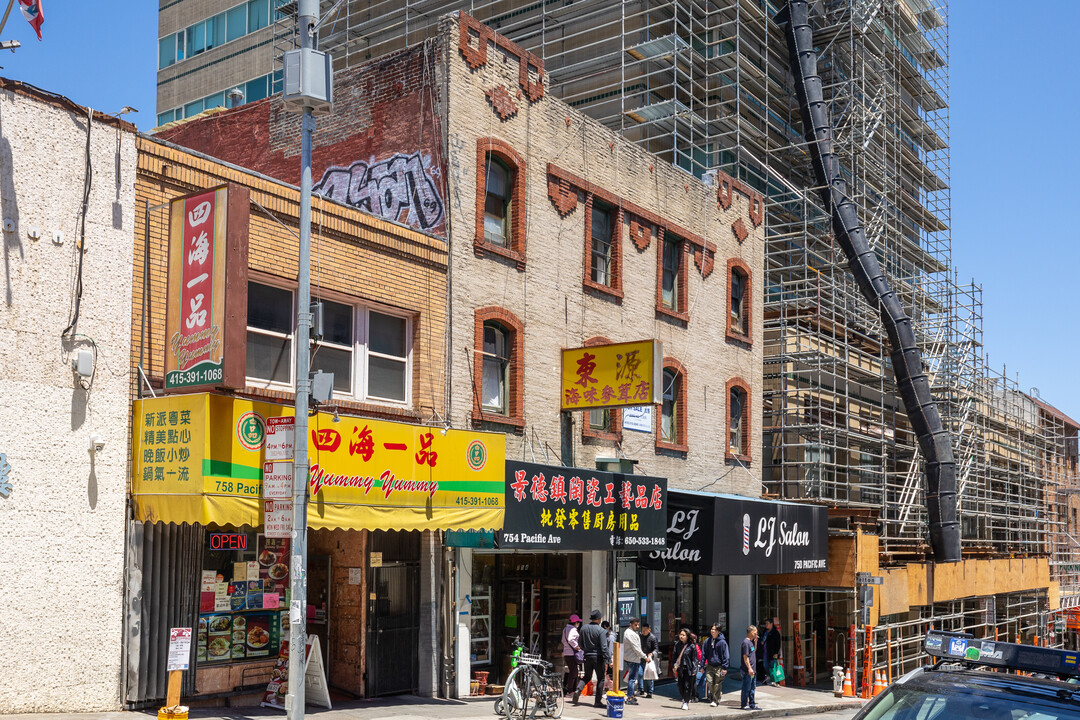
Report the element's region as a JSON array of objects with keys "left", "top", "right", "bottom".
[
  {"left": 770, "top": 662, "right": 786, "bottom": 684},
  {"left": 644, "top": 659, "right": 659, "bottom": 681}
]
